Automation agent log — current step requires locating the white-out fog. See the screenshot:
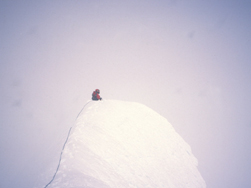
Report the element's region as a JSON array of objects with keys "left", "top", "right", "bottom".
[{"left": 0, "top": 1, "right": 251, "bottom": 188}]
